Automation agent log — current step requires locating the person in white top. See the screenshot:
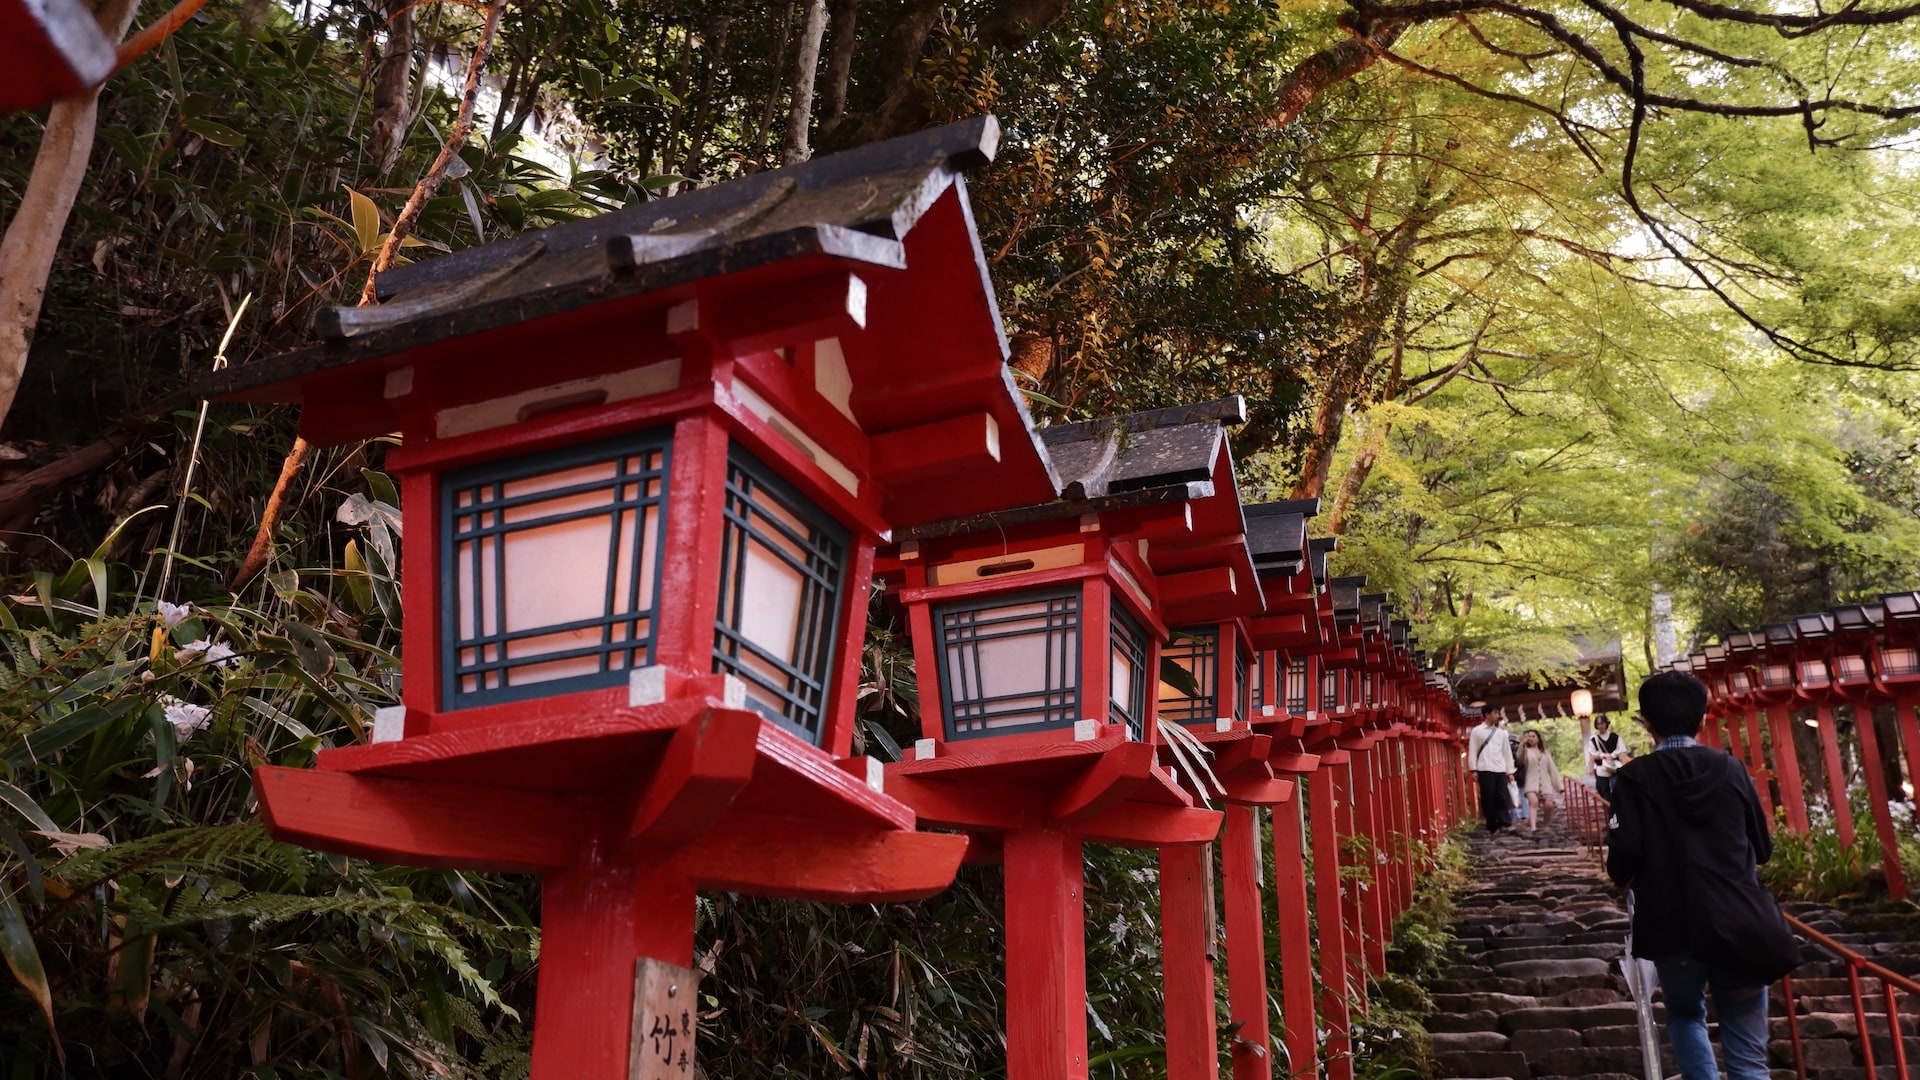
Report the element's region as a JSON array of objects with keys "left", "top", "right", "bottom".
[
  {"left": 1586, "top": 715, "right": 1631, "bottom": 801},
  {"left": 1466, "top": 713, "right": 1517, "bottom": 832}
]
